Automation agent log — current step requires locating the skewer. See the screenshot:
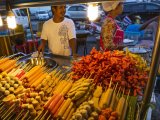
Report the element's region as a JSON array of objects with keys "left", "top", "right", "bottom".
[
  {"left": 117, "top": 86, "right": 121, "bottom": 98},
  {"left": 6, "top": 112, "right": 15, "bottom": 120},
  {"left": 16, "top": 62, "right": 24, "bottom": 68},
  {"left": 2, "top": 106, "right": 15, "bottom": 120},
  {"left": 15, "top": 109, "right": 25, "bottom": 120},
  {"left": 41, "top": 61, "right": 46, "bottom": 66},
  {"left": 21, "top": 110, "right": 29, "bottom": 120},
  {"left": 46, "top": 114, "right": 51, "bottom": 120},
  {"left": 25, "top": 65, "right": 33, "bottom": 72},
  {"left": 26, "top": 116, "right": 31, "bottom": 120},
  {"left": 21, "top": 62, "right": 30, "bottom": 69},
  {"left": 1, "top": 104, "right": 15, "bottom": 118},
  {"left": 87, "top": 72, "right": 93, "bottom": 79},
  {"left": 122, "top": 88, "right": 125, "bottom": 97},
  {"left": 55, "top": 70, "right": 62, "bottom": 77},
  {"left": 114, "top": 82, "right": 119, "bottom": 93},
  {"left": 60, "top": 73, "right": 66, "bottom": 80},
  {"left": 109, "top": 77, "right": 113, "bottom": 88},
  {"left": 0, "top": 56, "right": 5, "bottom": 59},
  {"left": 40, "top": 110, "right": 49, "bottom": 120},
  {"left": 46, "top": 68, "right": 51, "bottom": 73},
  {"left": 126, "top": 90, "right": 131, "bottom": 101},
  {"left": 83, "top": 71, "right": 89, "bottom": 78},
  {"left": 13, "top": 56, "right": 20, "bottom": 61},
  {"left": 0, "top": 95, "right": 5, "bottom": 100},
  {"left": 49, "top": 69, "right": 57, "bottom": 76},
  {"left": 34, "top": 110, "right": 44, "bottom": 120},
  {"left": 0, "top": 101, "right": 4, "bottom": 106},
  {"left": 17, "top": 56, "right": 23, "bottom": 60},
  {"left": 42, "top": 64, "right": 48, "bottom": 69},
  {"left": 0, "top": 104, "right": 6, "bottom": 112}
]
